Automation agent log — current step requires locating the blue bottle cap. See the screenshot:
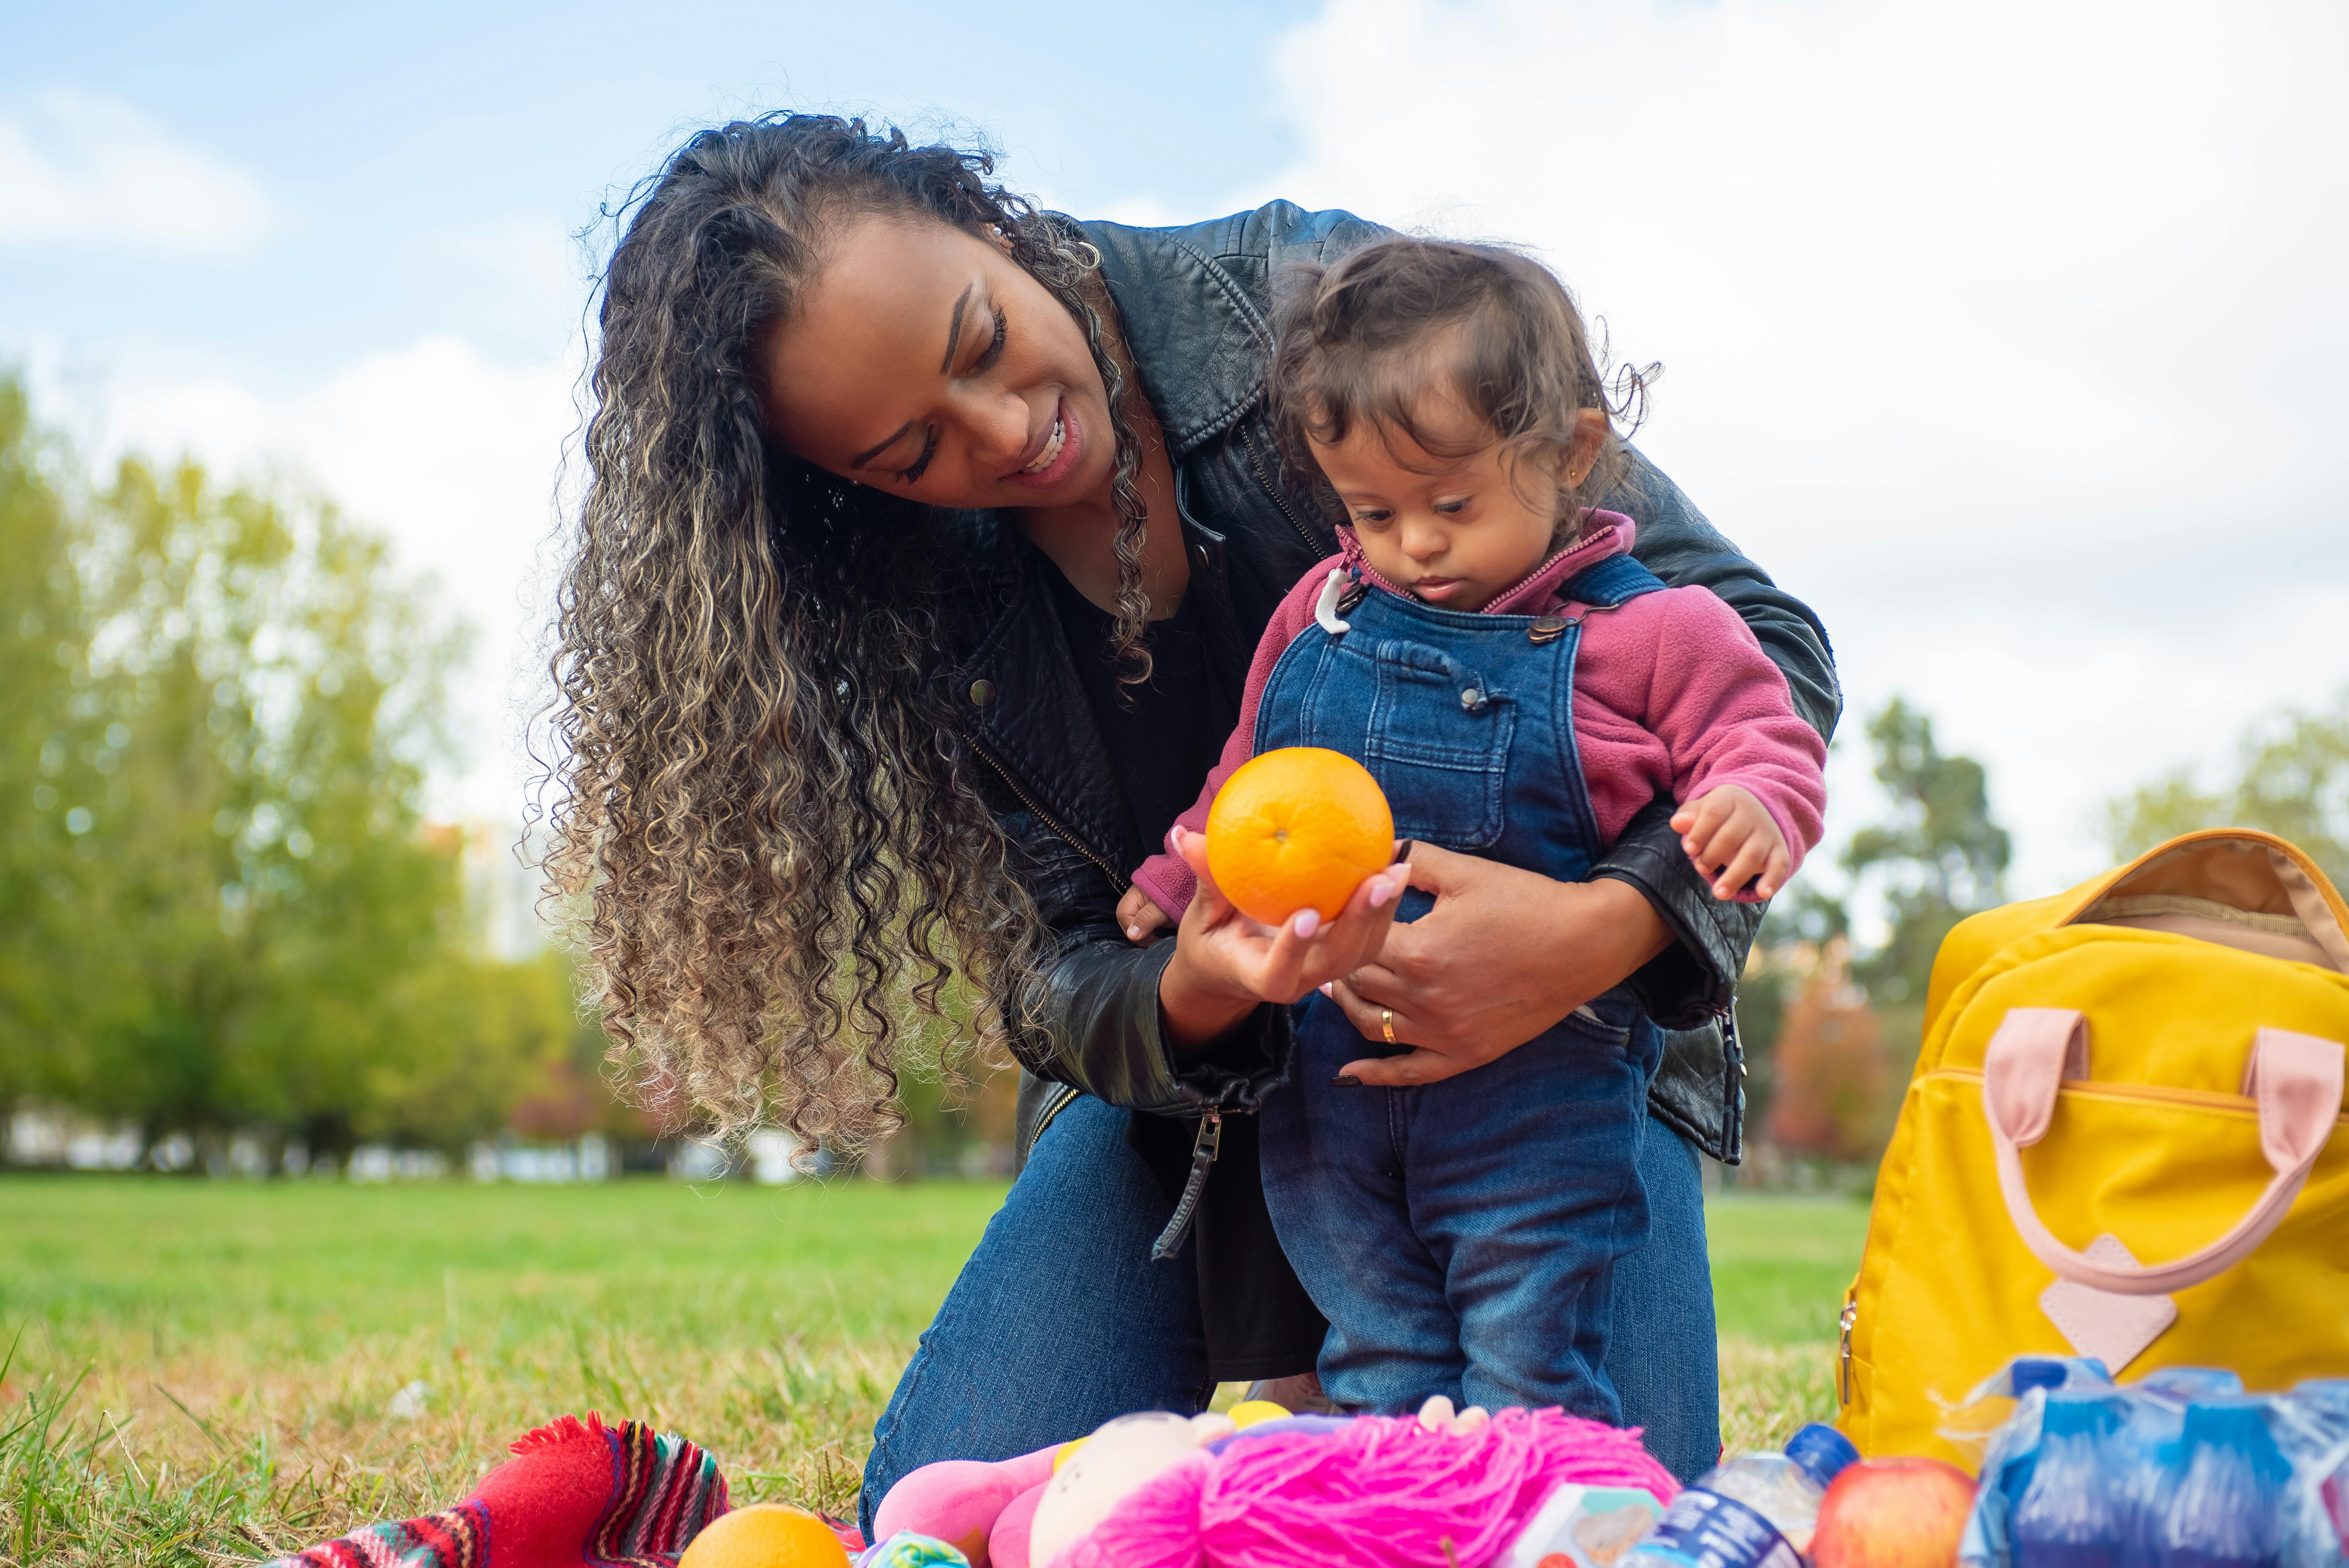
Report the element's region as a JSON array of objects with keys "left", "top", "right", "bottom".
[
  {"left": 1785, "top": 1422, "right": 1861, "bottom": 1490},
  {"left": 2009, "top": 1358, "right": 2074, "bottom": 1394}
]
